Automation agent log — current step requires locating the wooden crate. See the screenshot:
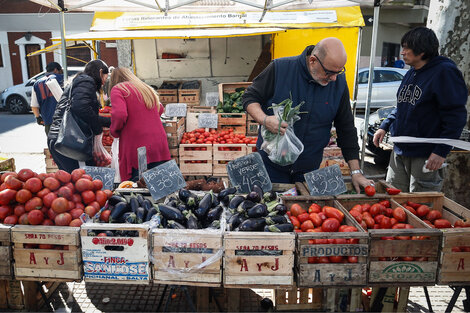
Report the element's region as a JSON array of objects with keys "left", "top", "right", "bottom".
[
  {"left": 80, "top": 224, "right": 151, "bottom": 284},
  {"left": 247, "top": 143, "right": 258, "bottom": 154},
  {"left": 223, "top": 232, "right": 295, "bottom": 288},
  {"left": 179, "top": 144, "right": 213, "bottom": 176},
  {"left": 218, "top": 113, "right": 247, "bottom": 134},
  {"left": 178, "top": 80, "right": 201, "bottom": 105},
  {"left": 323, "top": 146, "right": 342, "bottom": 158},
  {"left": 218, "top": 82, "right": 251, "bottom": 102},
  {"left": 213, "top": 144, "right": 246, "bottom": 176},
  {"left": 158, "top": 80, "right": 181, "bottom": 104},
  {"left": 336, "top": 180, "right": 395, "bottom": 200},
  {"left": 151, "top": 228, "right": 223, "bottom": 287},
  {"left": 11, "top": 225, "right": 82, "bottom": 281},
  {"left": 169, "top": 147, "right": 179, "bottom": 164},
  {"left": 0, "top": 225, "right": 12, "bottom": 279},
  {"left": 320, "top": 158, "right": 350, "bottom": 176},
  {"left": 0, "top": 157, "right": 15, "bottom": 172},
  {"left": 275, "top": 287, "right": 323, "bottom": 311},
  {"left": 186, "top": 107, "right": 217, "bottom": 132},
  {"left": 162, "top": 117, "right": 185, "bottom": 148},
  {"left": 0, "top": 280, "right": 23, "bottom": 310},
  {"left": 392, "top": 192, "right": 470, "bottom": 285},
  {"left": 246, "top": 114, "right": 258, "bottom": 136},
  {"left": 338, "top": 198, "right": 442, "bottom": 286},
  {"left": 282, "top": 197, "right": 369, "bottom": 287},
  {"left": 44, "top": 148, "right": 58, "bottom": 173}
]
